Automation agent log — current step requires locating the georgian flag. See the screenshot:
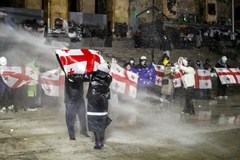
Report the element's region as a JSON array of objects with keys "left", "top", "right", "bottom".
[
  {"left": 0, "top": 66, "right": 38, "bottom": 88},
  {"left": 110, "top": 62, "right": 138, "bottom": 98},
  {"left": 40, "top": 69, "right": 65, "bottom": 97},
  {"left": 215, "top": 68, "right": 240, "bottom": 84},
  {"left": 195, "top": 69, "right": 212, "bottom": 89},
  {"left": 173, "top": 71, "right": 182, "bottom": 88},
  {"left": 153, "top": 64, "right": 164, "bottom": 86},
  {"left": 55, "top": 48, "right": 105, "bottom": 75}
]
